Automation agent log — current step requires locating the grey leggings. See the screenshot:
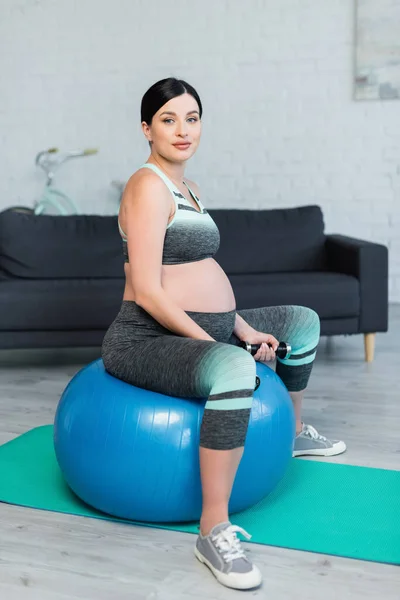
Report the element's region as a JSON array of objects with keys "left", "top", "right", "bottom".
[{"left": 102, "top": 302, "right": 320, "bottom": 451}]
